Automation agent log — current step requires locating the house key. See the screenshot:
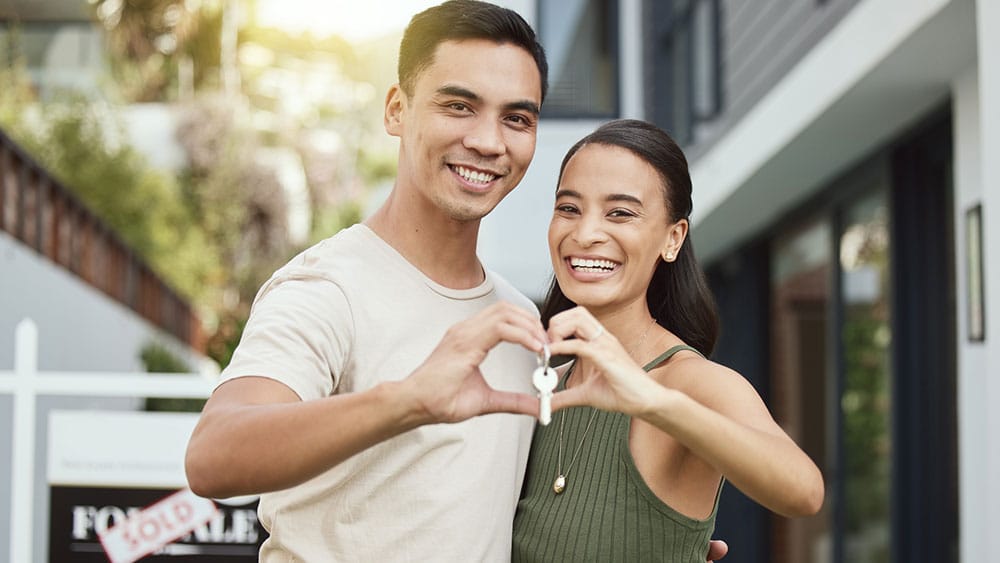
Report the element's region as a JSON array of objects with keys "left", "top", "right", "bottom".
[{"left": 533, "top": 344, "right": 558, "bottom": 425}]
